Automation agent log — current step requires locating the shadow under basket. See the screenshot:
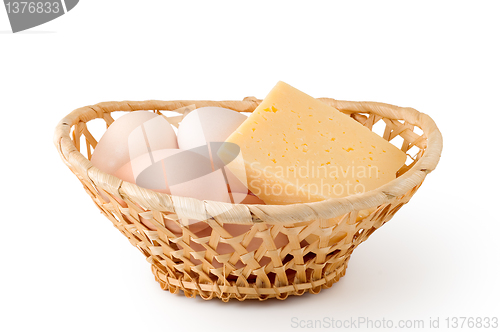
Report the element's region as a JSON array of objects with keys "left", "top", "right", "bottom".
[{"left": 53, "top": 97, "right": 442, "bottom": 301}]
